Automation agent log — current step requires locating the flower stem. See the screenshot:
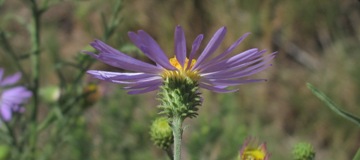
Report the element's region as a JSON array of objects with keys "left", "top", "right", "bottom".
[{"left": 172, "top": 116, "right": 183, "bottom": 160}]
